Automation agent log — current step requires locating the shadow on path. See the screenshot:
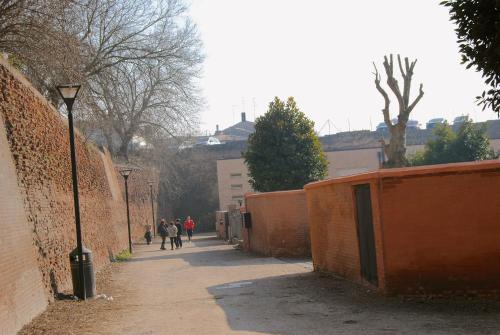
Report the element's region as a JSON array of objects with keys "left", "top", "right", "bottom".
[
  {"left": 130, "top": 235, "right": 288, "bottom": 267},
  {"left": 131, "top": 234, "right": 500, "bottom": 334},
  {"left": 206, "top": 271, "right": 500, "bottom": 334}
]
